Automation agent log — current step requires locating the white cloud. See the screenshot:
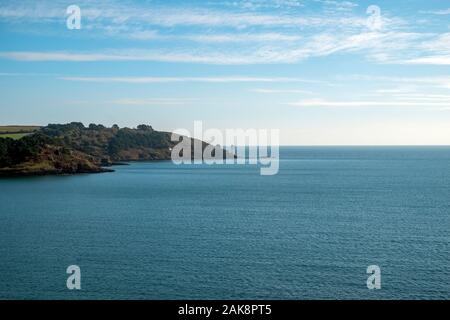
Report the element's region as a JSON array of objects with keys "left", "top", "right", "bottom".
[
  {"left": 181, "top": 33, "right": 302, "bottom": 43},
  {"left": 217, "top": 0, "right": 305, "bottom": 10},
  {"left": 251, "top": 88, "right": 314, "bottom": 94},
  {"left": 128, "top": 30, "right": 160, "bottom": 40},
  {"left": 0, "top": 1, "right": 447, "bottom": 66},
  {"left": 0, "top": 0, "right": 367, "bottom": 29},
  {"left": 422, "top": 8, "right": 450, "bottom": 15},
  {"left": 343, "top": 75, "right": 450, "bottom": 89},
  {"left": 289, "top": 98, "right": 450, "bottom": 108},
  {"left": 391, "top": 94, "right": 450, "bottom": 101},
  {"left": 60, "top": 76, "right": 319, "bottom": 83},
  {"left": 316, "top": 0, "right": 358, "bottom": 11},
  {"left": 375, "top": 87, "right": 417, "bottom": 94},
  {"left": 0, "top": 30, "right": 426, "bottom": 64},
  {"left": 126, "top": 32, "right": 303, "bottom": 43},
  {"left": 111, "top": 98, "right": 195, "bottom": 106},
  {"left": 0, "top": 72, "right": 59, "bottom": 76},
  {"left": 405, "top": 55, "right": 450, "bottom": 65},
  {"left": 419, "top": 33, "right": 450, "bottom": 52},
  {"left": 0, "top": 50, "right": 269, "bottom": 64}
]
